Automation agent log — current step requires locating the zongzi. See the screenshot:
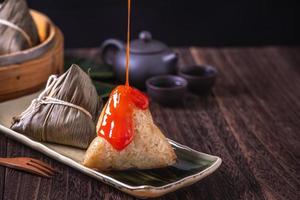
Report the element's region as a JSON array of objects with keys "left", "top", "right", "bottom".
[
  {"left": 11, "top": 64, "right": 101, "bottom": 149},
  {"left": 83, "top": 85, "right": 177, "bottom": 170},
  {"left": 0, "top": 0, "right": 40, "bottom": 55}
]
